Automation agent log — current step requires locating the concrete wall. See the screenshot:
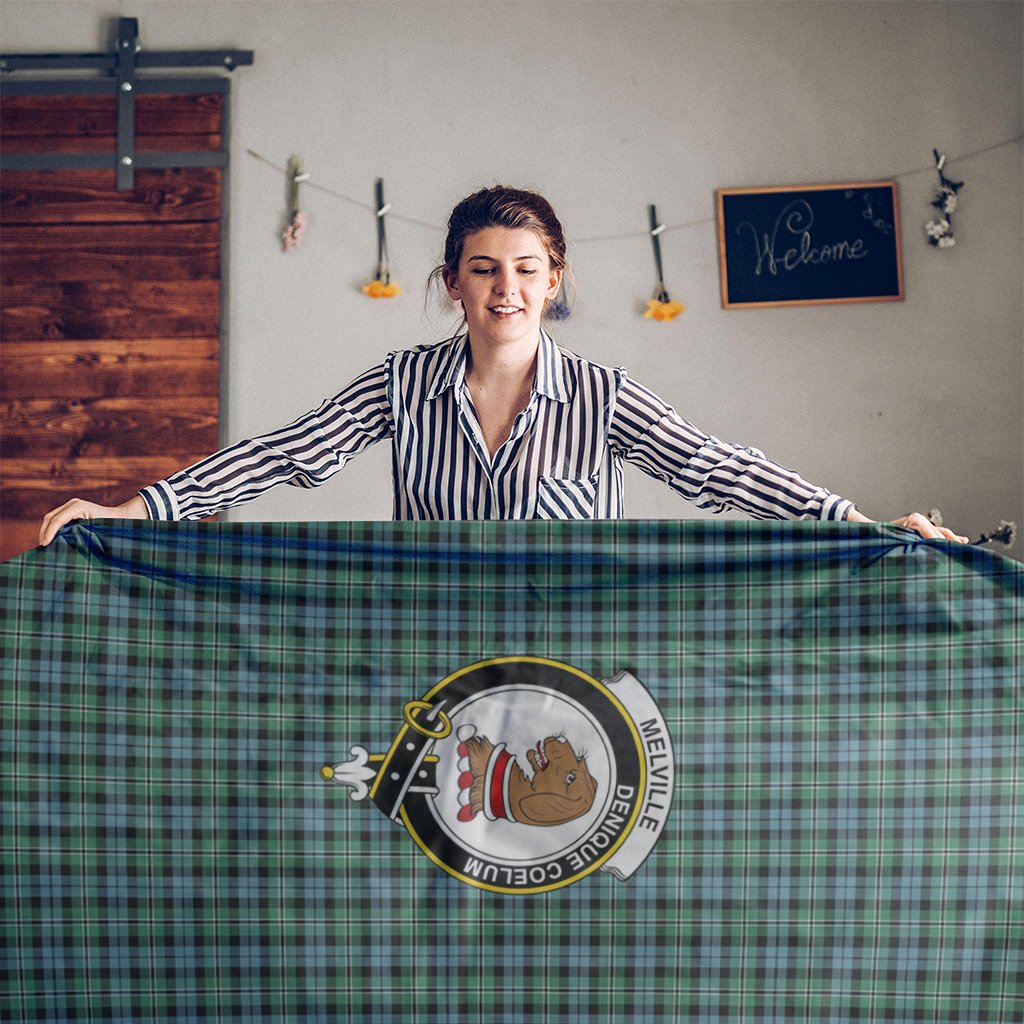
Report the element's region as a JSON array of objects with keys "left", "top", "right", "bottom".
[{"left": 4, "top": 0, "right": 1022, "bottom": 552}]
